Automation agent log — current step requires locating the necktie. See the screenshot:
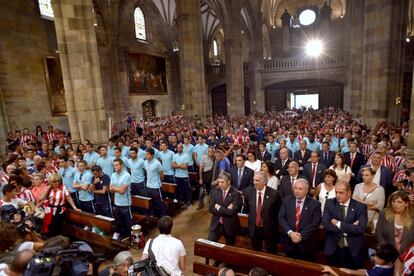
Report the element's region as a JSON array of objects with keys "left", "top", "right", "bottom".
[
  {"left": 311, "top": 164, "right": 316, "bottom": 188},
  {"left": 324, "top": 153, "right": 328, "bottom": 162},
  {"left": 295, "top": 200, "right": 302, "bottom": 231},
  {"left": 237, "top": 169, "right": 242, "bottom": 188},
  {"left": 219, "top": 191, "right": 227, "bottom": 224},
  {"left": 291, "top": 177, "right": 295, "bottom": 191},
  {"left": 256, "top": 192, "right": 262, "bottom": 227},
  {"left": 338, "top": 204, "right": 347, "bottom": 248},
  {"left": 351, "top": 153, "right": 355, "bottom": 167}
]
